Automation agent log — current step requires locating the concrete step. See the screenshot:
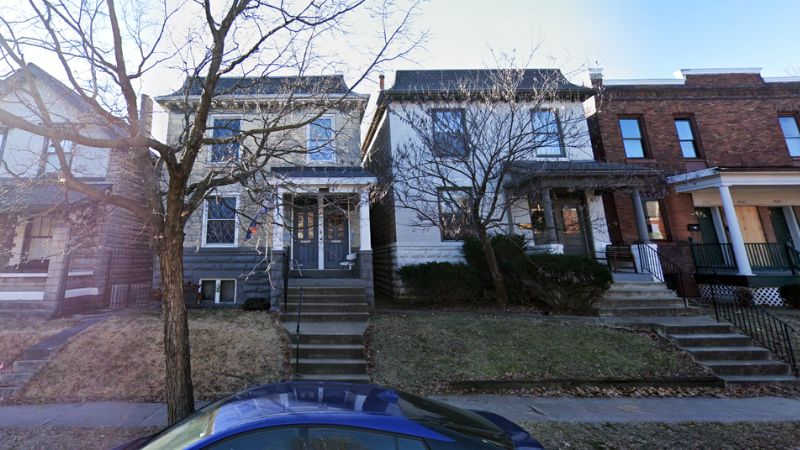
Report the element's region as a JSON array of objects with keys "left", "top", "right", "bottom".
[
  {"left": 0, "top": 372, "right": 35, "bottom": 387},
  {"left": 0, "top": 309, "right": 53, "bottom": 319},
  {"left": 596, "top": 299, "right": 686, "bottom": 308},
  {"left": 684, "top": 346, "right": 773, "bottom": 361},
  {"left": 281, "top": 312, "right": 370, "bottom": 322},
  {"left": 296, "top": 358, "right": 367, "bottom": 375},
  {"left": 22, "top": 348, "right": 53, "bottom": 360},
  {"left": 292, "top": 344, "right": 365, "bottom": 359},
  {"left": 294, "top": 373, "right": 371, "bottom": 383},
  {"left": 608, "top": 282, "right": 670, "bottom": 290},
  {"left": 12, "top": 360, "right": 48, "bottom": 372},
  {"left": 703, "top": 360, "right": 791, "bottom": 376},
  {"left": 284, "top": 301, "right": 368, "bottom": 311},
  {"left": 286, "top": 295, "right": 368, "bottom": 304},
  {"left": 294, "top": 333, "right": 365, "bottom": 345},
  {"left": 670, "top": 333, "right": 753, "bottom": 347},
  {"left": 605, "top": 288, "right": 677, "bottom": 297},
  {"left": 0, "top": 386, "right": 19, "bottom": 399},
  {"left": 287, "top": 286, "right": 364, "bottom": 295},
  {"left": 0, "top": 301, "right": 56, "bottom": 310},
  {"left": 720, "top": 375, "right": 799, "bottom": 385},
  {"left": 665, "top": 324, "right": 735, "bottom": 335},
  {"left": 290, "top": 270, "right": 354, "bottom": 279},
  {"left": 598, "top": 307, "right": 700, "bottom": 317}
]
